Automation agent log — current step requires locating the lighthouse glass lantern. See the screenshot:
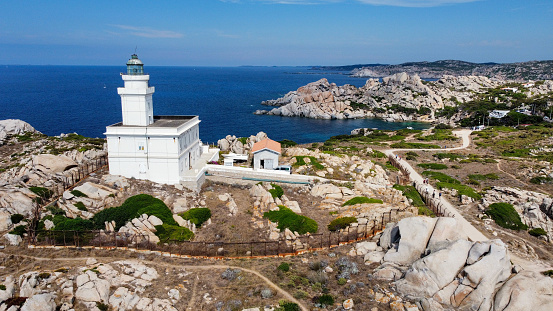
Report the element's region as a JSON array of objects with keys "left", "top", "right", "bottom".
[{"left": 127, "top": 54, "right": 144, "bottom": 75}]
